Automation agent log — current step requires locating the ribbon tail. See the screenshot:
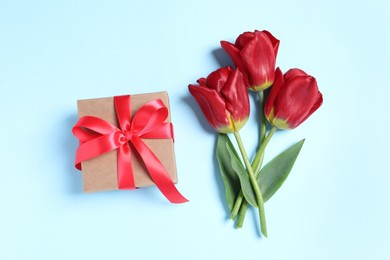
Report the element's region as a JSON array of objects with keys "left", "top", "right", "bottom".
[
  {"left": 130, "top": 137, "right": 188, "bottom": 203},
  {"left": 117, "top": 144, "right": 136, "bottom": 189}
]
